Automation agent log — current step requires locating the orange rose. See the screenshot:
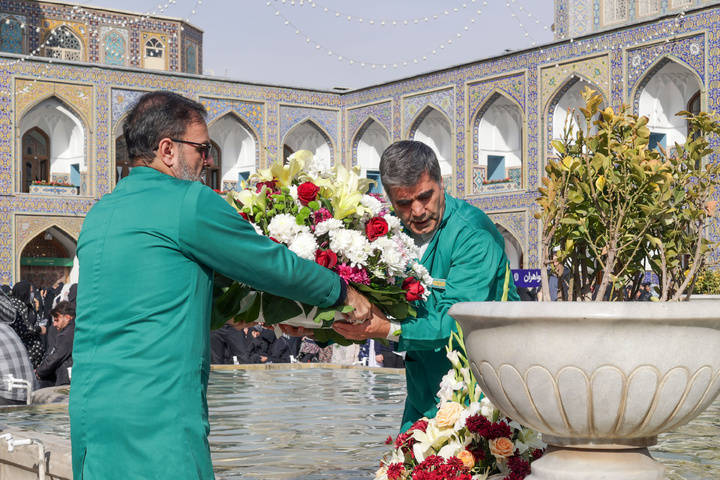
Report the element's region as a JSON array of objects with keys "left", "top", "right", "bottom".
[
  {"left": 489, "top": 437, "right": 515, "bottom": 459},
  {"left": 435, "top": 401, "right": 463, "bottom": 428},
  {"left": 457, "top": 449, "right": 475, "bottom": 470}
]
